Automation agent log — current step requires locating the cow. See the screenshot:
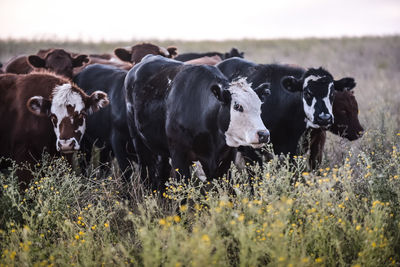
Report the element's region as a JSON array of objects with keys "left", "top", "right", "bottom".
[
  {"left": 73, "top": 64, "right": 135, "bottom": 181},
  {"left": 114, "top": 43, "right": 178, "bottom": 65},
  {"left": 4, "top": 49, "right": 89, "bottom": 79},
  {"left": 302, "top": 88, "right": 364, "bottom": 169},
  {"left": 0, "top": 73, "right": 109, "bottom": 187},
  {"left": 185, "top": 55, "right": 222, "bottom": 66},
  {"left": 124, "top": 55, "right": 270, "bottom": 190},
  {"left": 174, "top": 48, "right": 244, "bottom": 62},
  {"left": 217, "top": 57, "right": 356, "bottom": 160}
]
